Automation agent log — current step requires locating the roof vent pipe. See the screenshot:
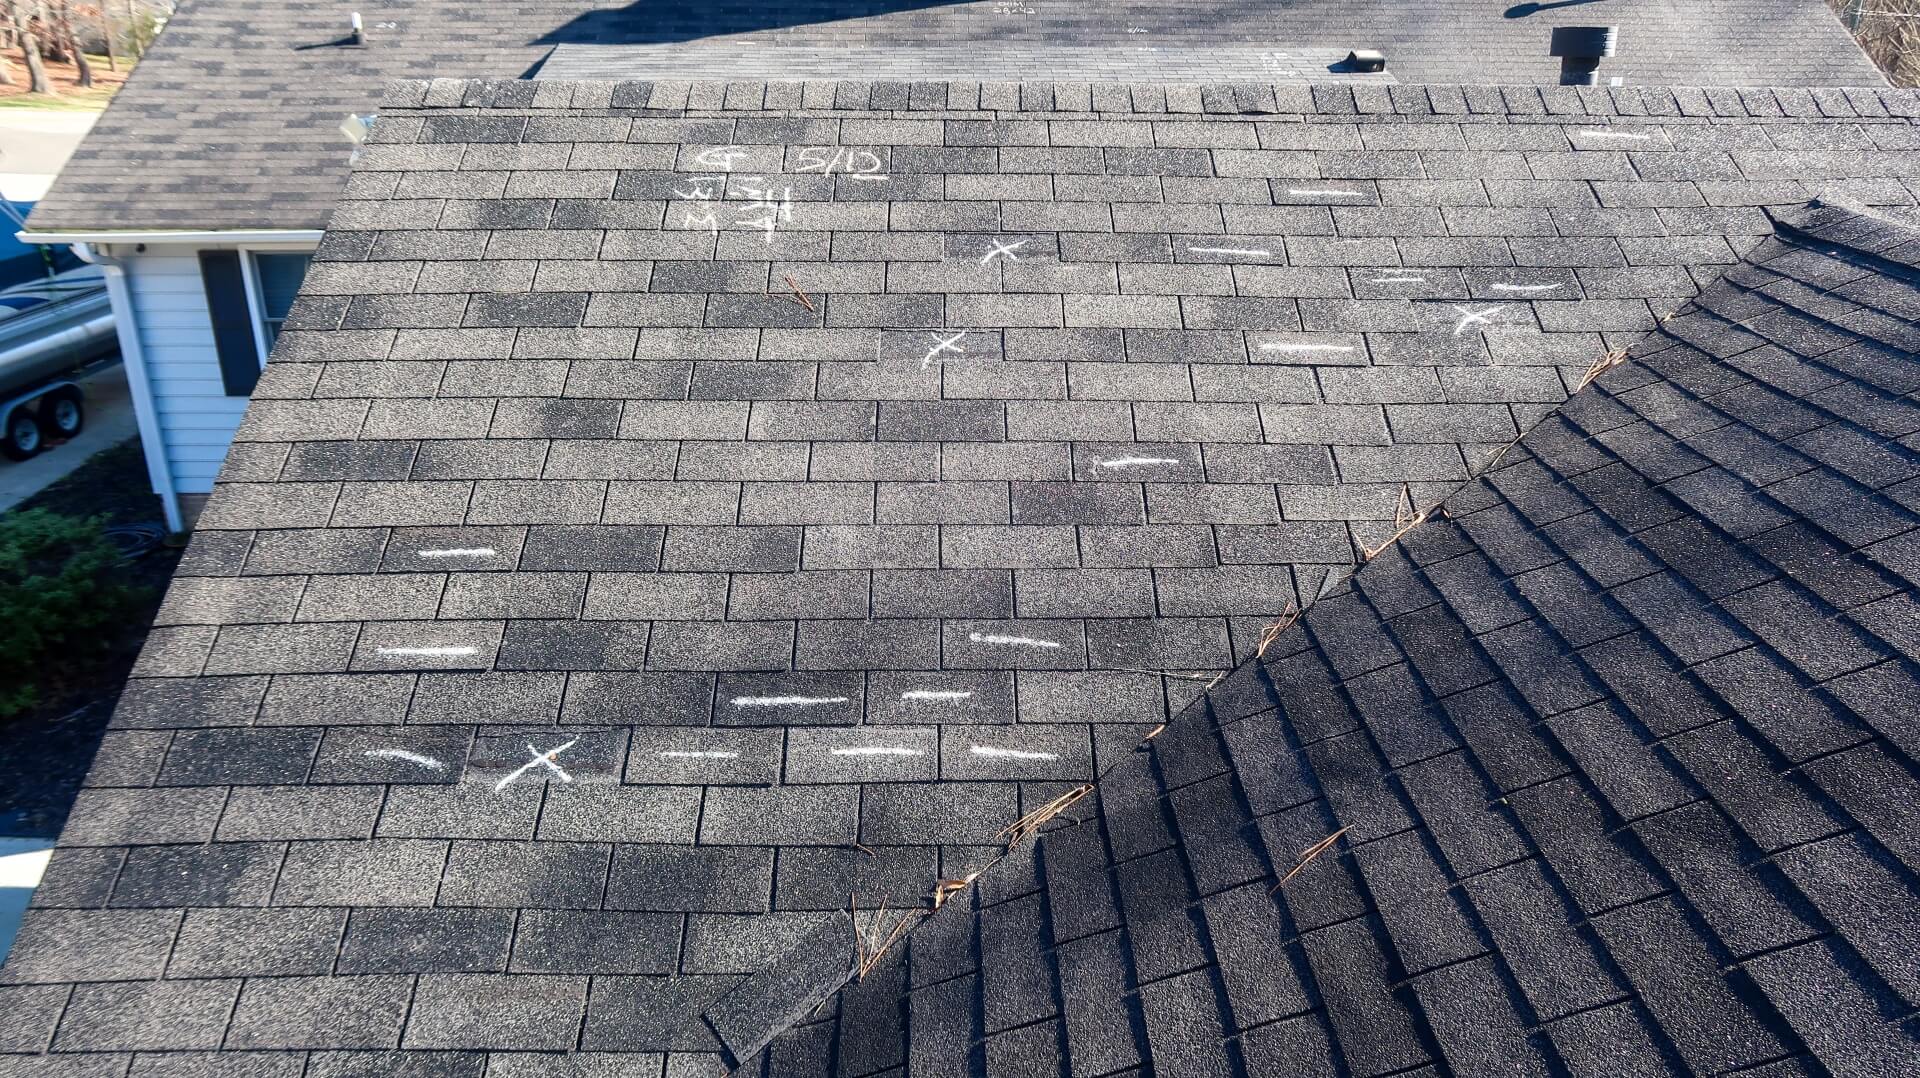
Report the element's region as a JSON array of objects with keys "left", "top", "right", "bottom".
[
  {"left": 350, "top": 11, "right": 365, "bottom": 45},
  {"left": 1549, "top": 25, "right": 1617, "bottom": 85}
]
